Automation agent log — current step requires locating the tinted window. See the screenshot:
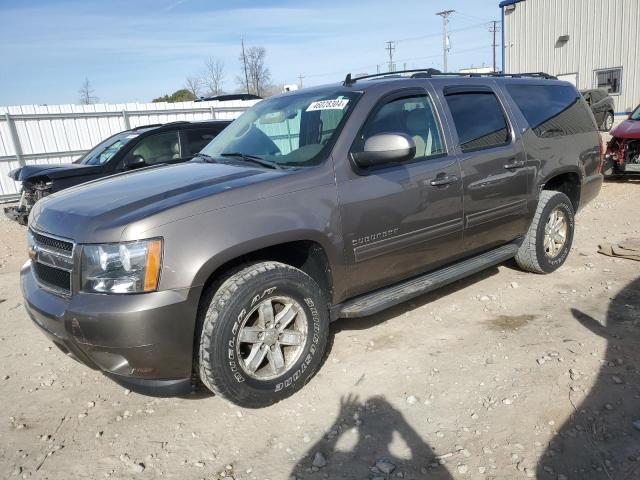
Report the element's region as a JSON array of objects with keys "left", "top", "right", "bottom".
[
  {"left": 129, "top": 132, "right": 180, "bottom": 165},
  {"left": 184, "top": 128, "right": 219, "bottom": 155},
  {"left": 506, "top": 84, "right": 595, "bottom": 137},
  {"left": 445, "top": 93, "right": 510, "bottom": 152},
  {"left": 362, "top": 95, "right": 445, "bottom": 158}
]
